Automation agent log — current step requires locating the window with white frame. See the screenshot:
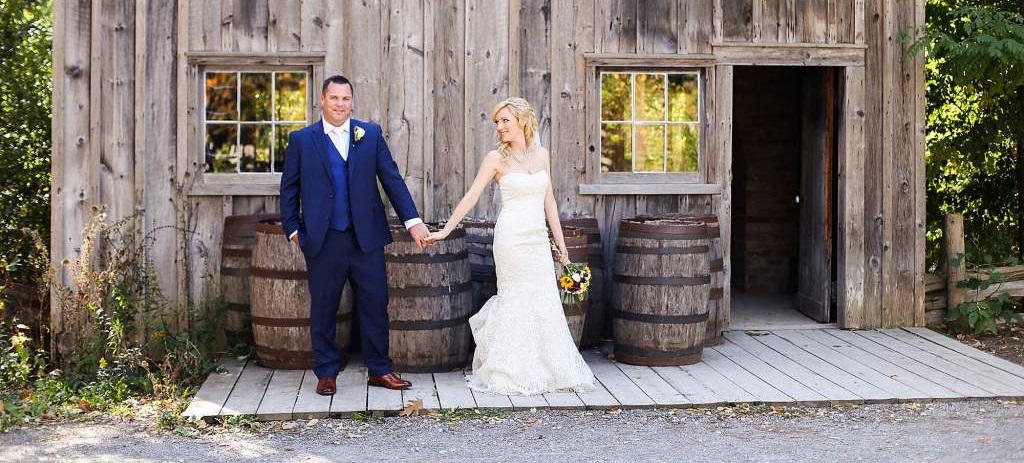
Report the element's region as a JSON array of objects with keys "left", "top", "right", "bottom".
[
  {"left": 600, "top": 71, "right": 700, "bottom": 174},
  {"left": 203, "top": 70, "right": 309, "bottom": 174}
]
